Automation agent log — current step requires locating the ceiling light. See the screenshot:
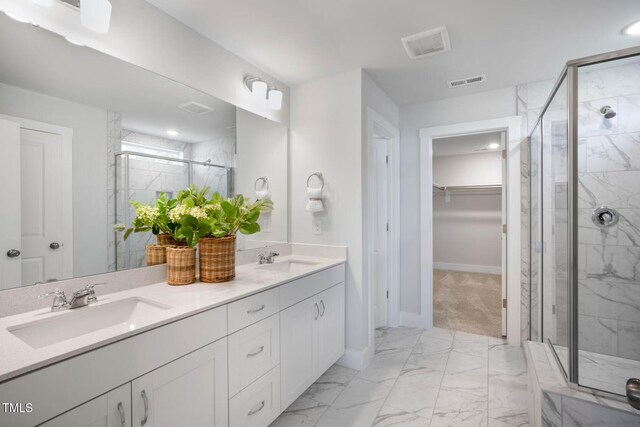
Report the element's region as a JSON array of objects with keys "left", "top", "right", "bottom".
[
  {"left": 268, "top": 88, "right": 283, "bottom": 110},
  {"left": 488, "top": 143, "right": 500, "bottom": 150},
  {"left": 623, "top": 20, "right": 640, "bottom": 35},
  {"left": 29, "top": 0, "right": 54, "bottom": 6},
  {"left": 81, "top": 0, "right": 112, "bottom": 34},
  {"left": 166, "top": 130, "right": 180, "bottom": 137}
]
